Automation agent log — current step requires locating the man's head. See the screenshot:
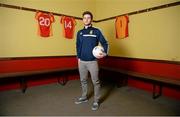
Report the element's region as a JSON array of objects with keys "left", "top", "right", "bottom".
[{"left": 82, "top": 11, "right": 93, "bottom": 26}]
